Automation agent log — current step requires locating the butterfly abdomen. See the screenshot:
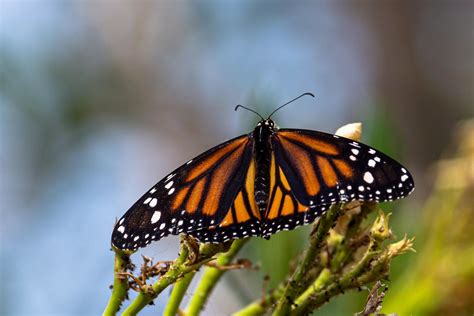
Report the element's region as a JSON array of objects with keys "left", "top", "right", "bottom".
[{"left": 255, "top": 168, "right": 269, "bottom": 213}]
